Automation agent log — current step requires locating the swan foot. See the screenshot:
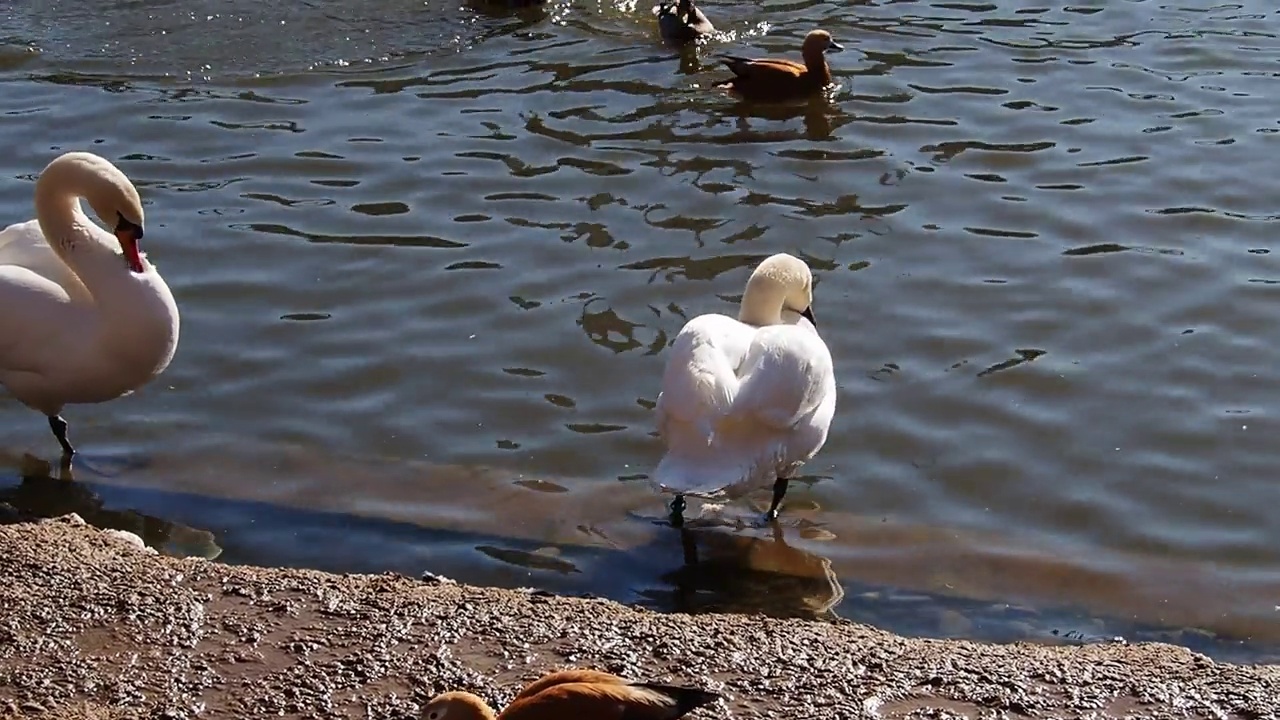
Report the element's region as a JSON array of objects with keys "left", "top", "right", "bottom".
[
  {"left": 763, "top": 477, "right": 789, "bottom": 523},
  {"left": 48, "top": 415, "right": 76, "bottom": 457},
  {"left": 668, "top": 494, "right": 687, "bottom": 528}
]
